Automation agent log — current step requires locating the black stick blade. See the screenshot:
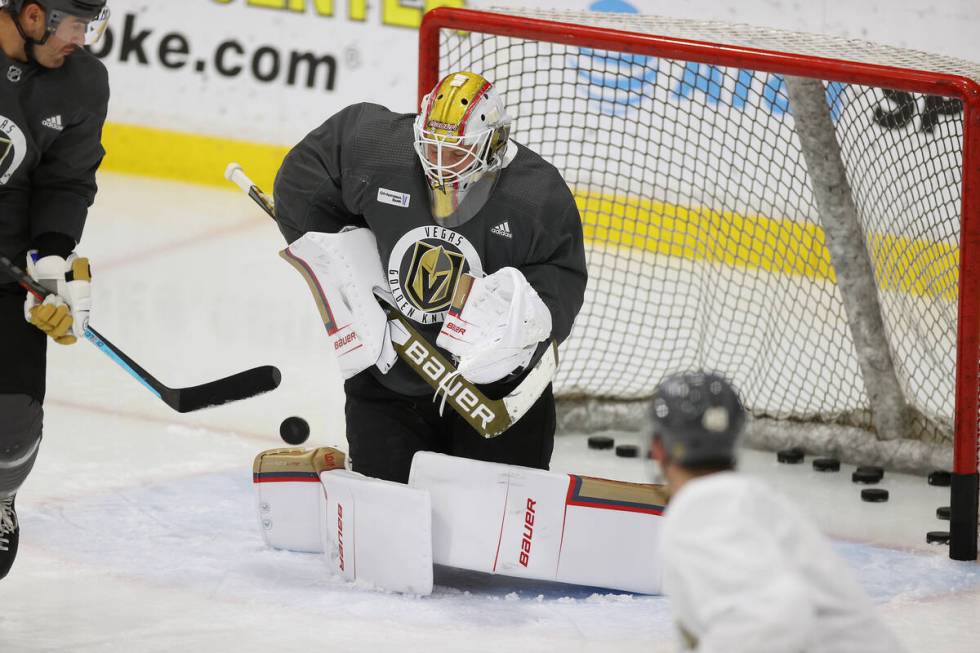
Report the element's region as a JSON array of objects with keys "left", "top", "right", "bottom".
[{"left": 165, "top": 365, "right": 282, "bottom": 413}]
